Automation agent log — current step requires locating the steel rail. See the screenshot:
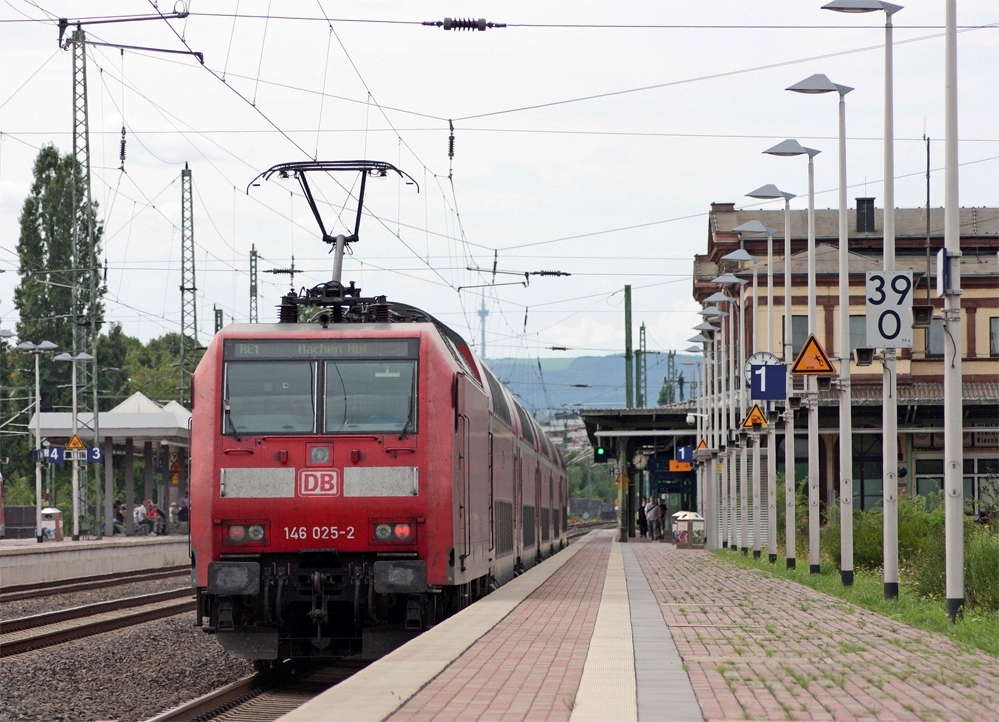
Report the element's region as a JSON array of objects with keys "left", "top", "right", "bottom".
[
  {"left": 1, "top": 587, "right": 193, "bottom": 634},
  {"left": 0, "top": 565, "right": 188, "bottom": 603},
  {"left": 0, "top": 597, "right": 195, "bottom": 656}
]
